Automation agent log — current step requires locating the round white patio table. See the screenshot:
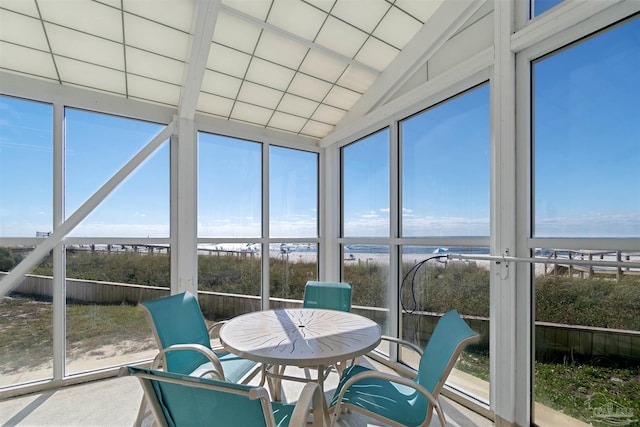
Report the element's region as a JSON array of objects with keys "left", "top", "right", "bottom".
[{"left": 219, "top": 307, "right": 381, "bottom": 414}]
